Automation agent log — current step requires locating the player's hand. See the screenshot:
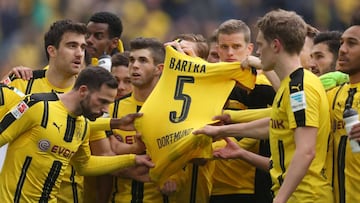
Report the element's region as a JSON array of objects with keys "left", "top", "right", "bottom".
[
  {"left": 8, "top": 66, "right": 33, "bottom": 80},
  {"left": 213, "top": 137, "right": 244, "bottom": 159},
  {"left": 160, "top": 180, "right": 177, "bottom": 196},
  {"left": 242, "top": 55, "right": 262, "bottom": 70},
  {"left": 192, "top": 125, "right": 223, "bottom": 140},
  {"left": 111, "top": 113, "right": 143, "bottom": 131},
  {"left": 135, "top": 154, "right": 155, "bottom": 168},
  {"left": 349, "top": 122, "right": 360, "bottom": 141},
  {"left": 213, "top": 113, "right": 232, "bottom": 125}
]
